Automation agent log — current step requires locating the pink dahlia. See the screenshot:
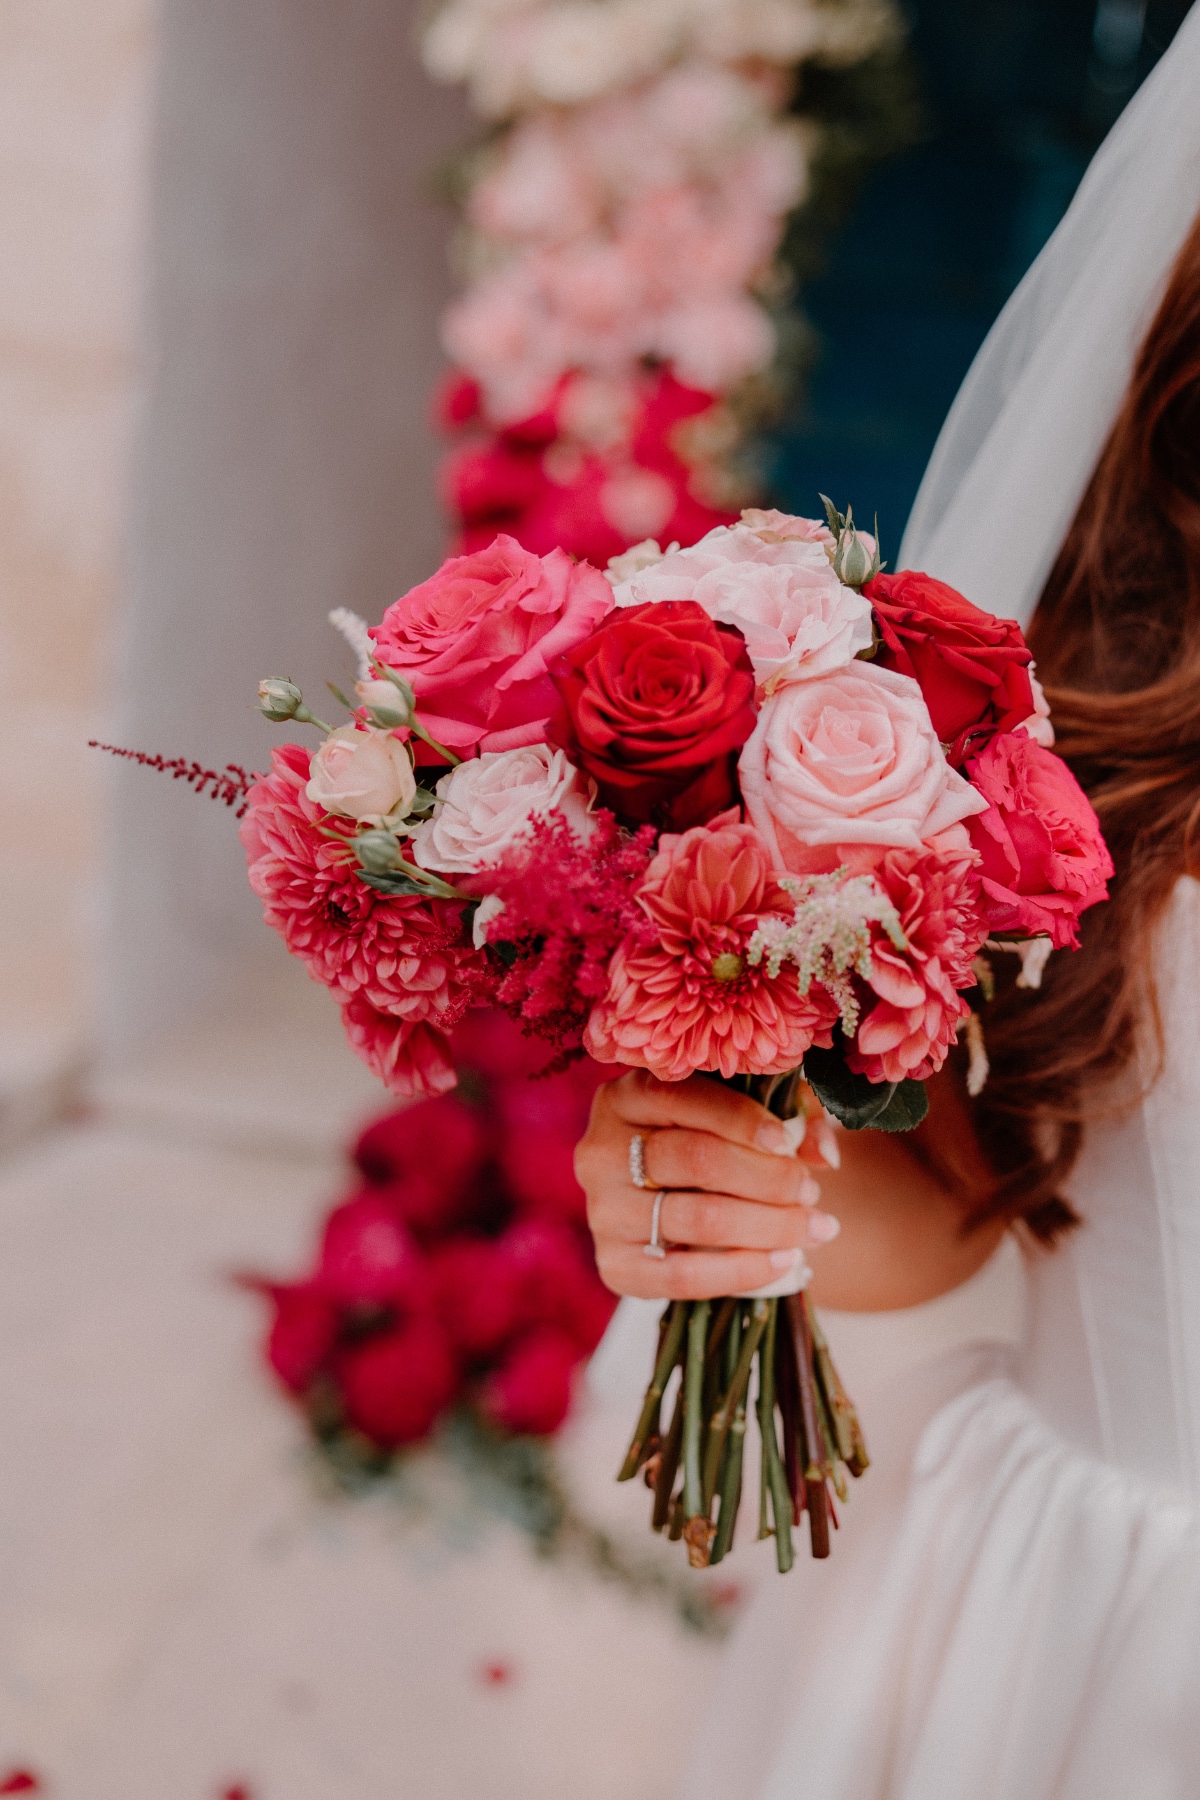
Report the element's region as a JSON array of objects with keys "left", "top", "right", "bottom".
[
  {"left": 585, "top": 820, "right": 838, "bottom": 1081},
  {"left": 241, "top": 743, "right": 479, "bottom": 1028},
  {"left": 339, "top": 997, "right": 458, "bottom": 1100},
  {"left": 846, "top": 848, "right": 988, "bottom": 1084}
]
